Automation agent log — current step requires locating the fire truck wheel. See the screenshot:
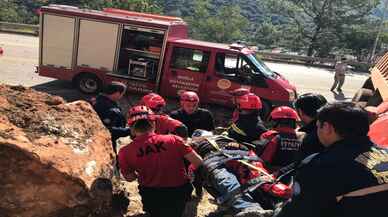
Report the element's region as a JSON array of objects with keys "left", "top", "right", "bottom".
[{"left": 74, "top": 73, "right": 102, "bottom": 94}]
